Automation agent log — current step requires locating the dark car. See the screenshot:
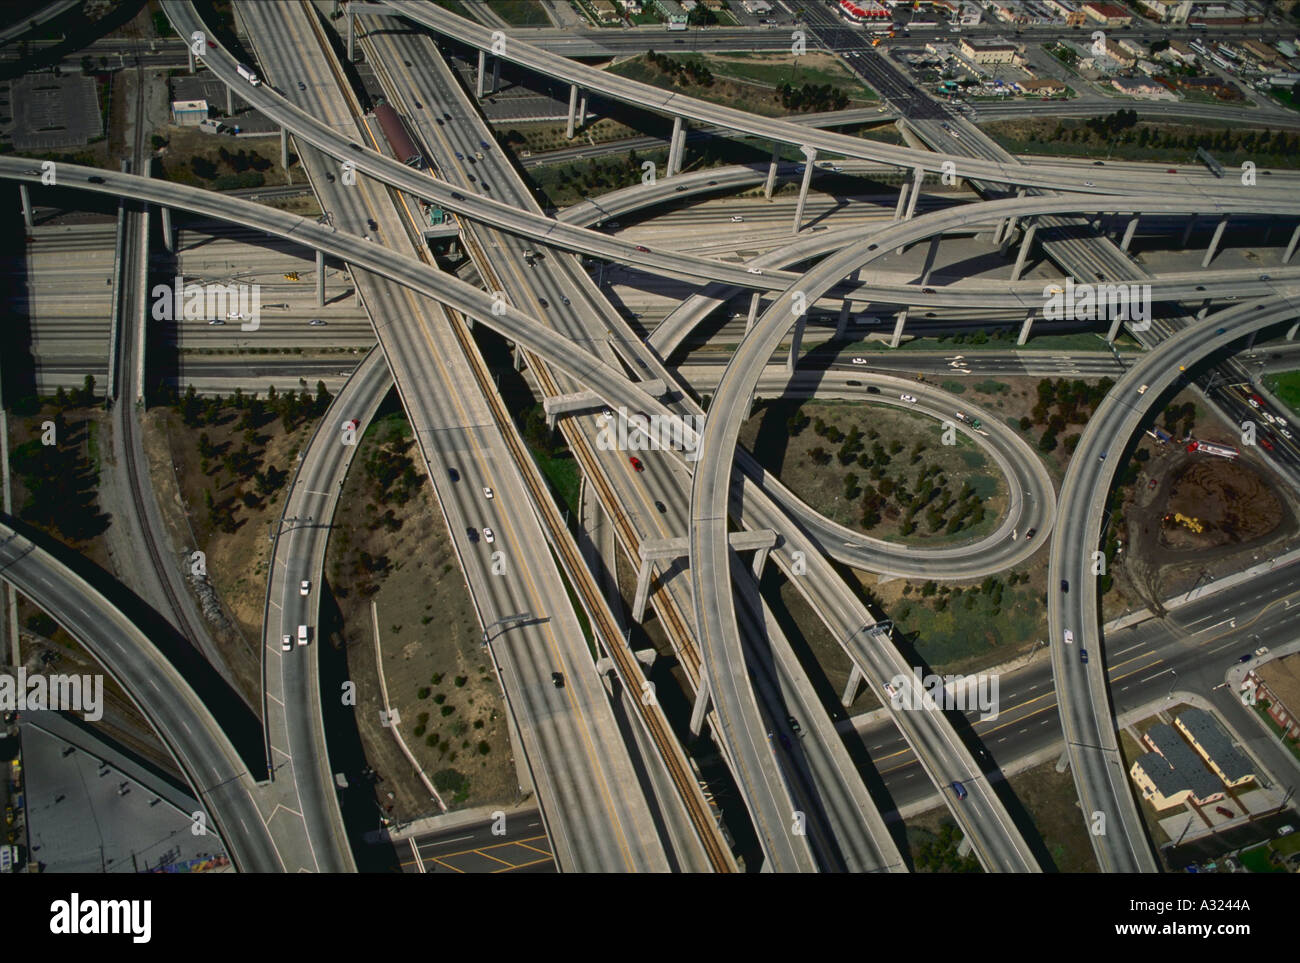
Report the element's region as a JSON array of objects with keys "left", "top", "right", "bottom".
[
  {"left": 1060, "top": 580, "right": 1069, "bottom": 593},
  {"left": 786, "top": 716, "right": 801, "bottom": 736},
  {"left": 87, "top": 175, "right": 105, "bottom": 184},
  {"left": 448, "top": 467, "right": 459, "bottom": 482},
  {"left": 444, "top": 112, "right": 453, "bottom": 122},
  {"left": 674, "top": 185, "right": 688, "bottom": 192},
  {"left": 1215, "top": 806, "right": 1235, "bottom": 818},
  {"left": 846, "top": 380, "right": 862, "bottom": 387},
  {"left": 1024, "top": 528, "right": 1037, "bottom": 540},
  {"left": 634, "top": 245, "right": 650, "bottom": 253},
  {"left": 325, "top": 172, "right": 335, "bottom": 182},
  {"left": 451, "top": 192, "right": 465, "bottom": 201},
  {"left": 479, "top": 139, "right": 491, "bottom": 150},
  {"left": 349, "top": 142, "right": 364, "bottom": 151},
  {"left": 435, "top": 117, "right": 444, "bottom": 126},
  {"left": 921, "top": 287, "right": 936, "bottom": 294},
  {"left": 1093, "top": 160, "right": 1104, "bottom": 166},
  {"left": 561, "top": 296, "right": 571, "bottom": 306},
  {"left": 1237, "top": 653, "right": 1253, "bottom": 663},
  {"left": 629, "top": 456, "right": 645, "bottom": 472},
  {"left": 654, "top": 500, "right": 667, "bottom": 513},
  {"left": 466, "top": 527, "right": 479, "bottom": 543},
  {"left": 551, "top": 672, "right": 564, "bottom": 688},
  {"left": 538, "top": 297, "right": 549, "bottom": 308},
  {"left": 1080, "top": 649, "right": 1089, "bottom": 664},
  {"left": 865, "top": 385, "right": 880, "bottom": 394},
  {"left": 951, "top": 781, "right": 967, "bottom": 800}
]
